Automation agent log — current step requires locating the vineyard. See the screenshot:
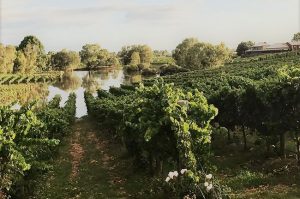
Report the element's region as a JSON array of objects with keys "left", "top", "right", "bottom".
[
  {"left": 85, "top": 83, "right": 225, "bottom": 198},
  {"left": 143, "top": 52, "right": 300, "bottom": 158},
  {"left": 83, "top": 51, "right": 300, "bottom": 198},
  {"left": 1, "top": 51, "right": 300, "bottom": 198},
  {"left": 0, "top": 93, "right": 76, "bottom": 198},
  {"left": 0, "top": 83, "right": 49, "bottom": 106},
  {"left": 0, "top": 72, "right": 62, "bottom": 85}
]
